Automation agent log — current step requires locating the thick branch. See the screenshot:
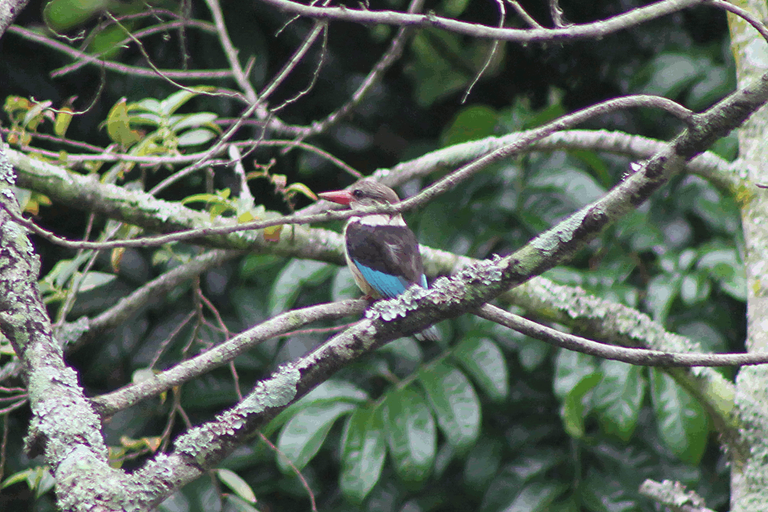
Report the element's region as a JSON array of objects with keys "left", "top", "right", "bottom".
[
  {"left": 0, "top": 0, "right": 29, "bottom": 37},
  {"left": 0, "top": 143, "right": 133, "bottom": 511}
]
